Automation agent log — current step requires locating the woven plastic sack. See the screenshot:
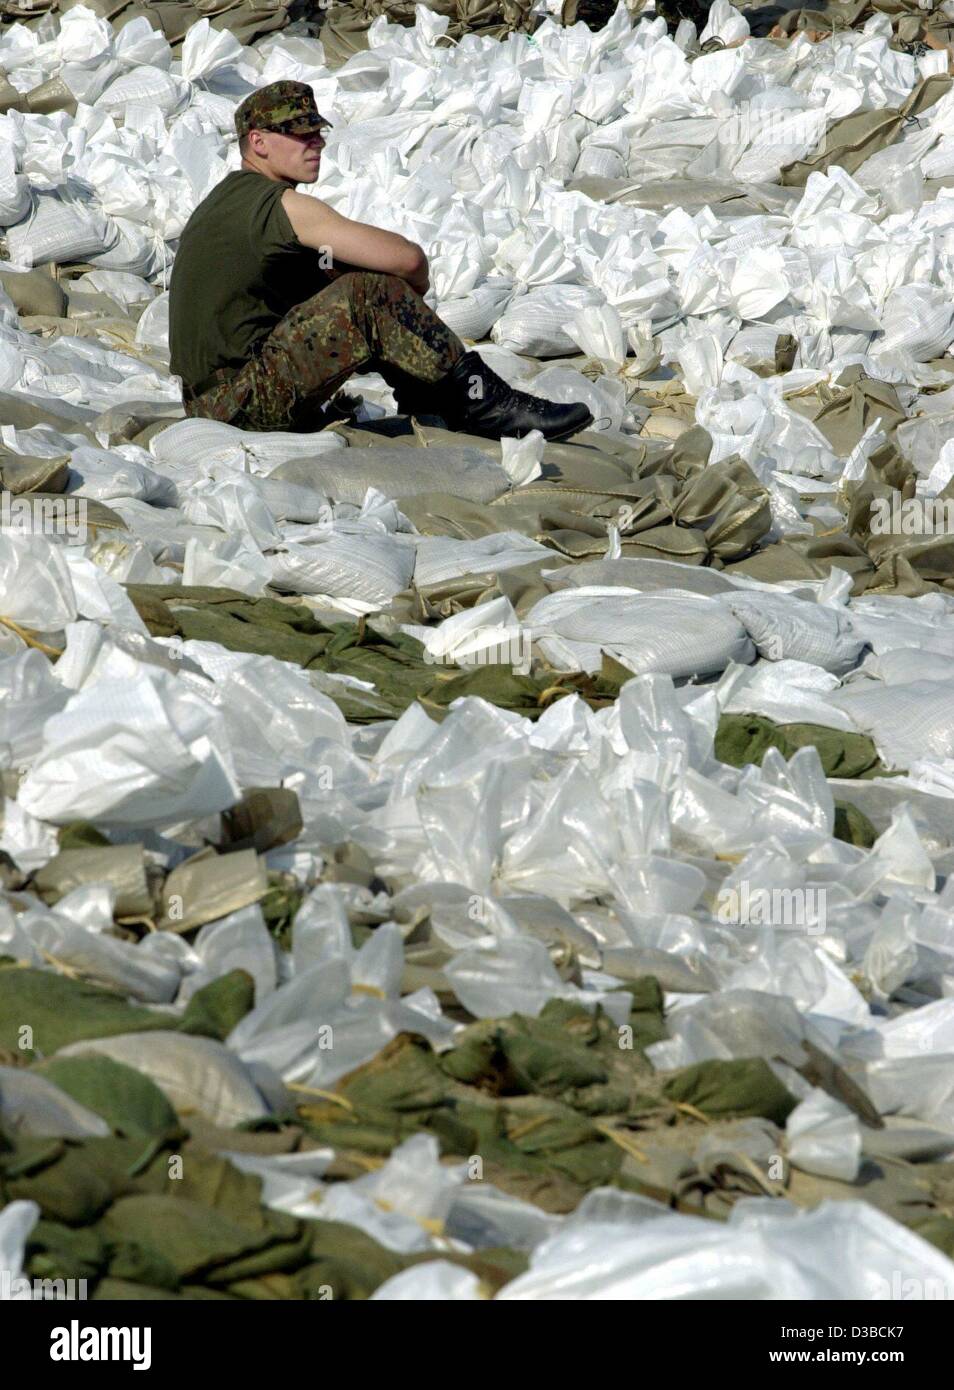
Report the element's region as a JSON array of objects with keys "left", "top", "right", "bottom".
[
  {"left": 0, "top": 533, "right": 77, "bottom": 630},
  {"left": 438, "top": 278, "right": 514, "bottom": 341},
  {"left": 414, "top": 533, "right": 552, "bottom": 587},
  {"left": 5, "top": 192, "right": 117, "bottom": 267},
  {"left": 0, "top": 1201, "right": 40, "bottom": 1295},
  {"left": 829, "top": 680, "right": 954, "bottom": 769},
  {"left": 875, "top": 284, "right": 954, "bottom": 363},
  {"left": 67, "top": 444, "right": 178, "bottom": 505},
  {"left": 90, "top": 216, "right": 161, "bottom": 277},
  {"left": 135, "top": 291, "right": 169, "bottom": 352},
  {"left": 0, "top": 144, "right": 30, "bottom": 225},
  {"left": 94, "top": 66, "right": 191, "bottom": 118},
  {"left": 268, "top": 533, "right": 416, "bottom": 606},
  {"left": 492, "top": 284, "right": 603, "bottom": 357},
  {"left": 17, "top": 669, "right": 240, "bottom": 828},
  {"left": 525, "top": 589, "right": 755, "bottom": 677},
  {"left": 271, "top": 446, "right": 513, "bottom": 505},
  {"left": 498, "top": 1198, "right": 954, "bottom": 1300},
  {"left": 719, "top": 592, "right": 868, "bottom": 675},
  {"left": 786, "top": 1088, "right": 862, "bottom": 1182}
]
